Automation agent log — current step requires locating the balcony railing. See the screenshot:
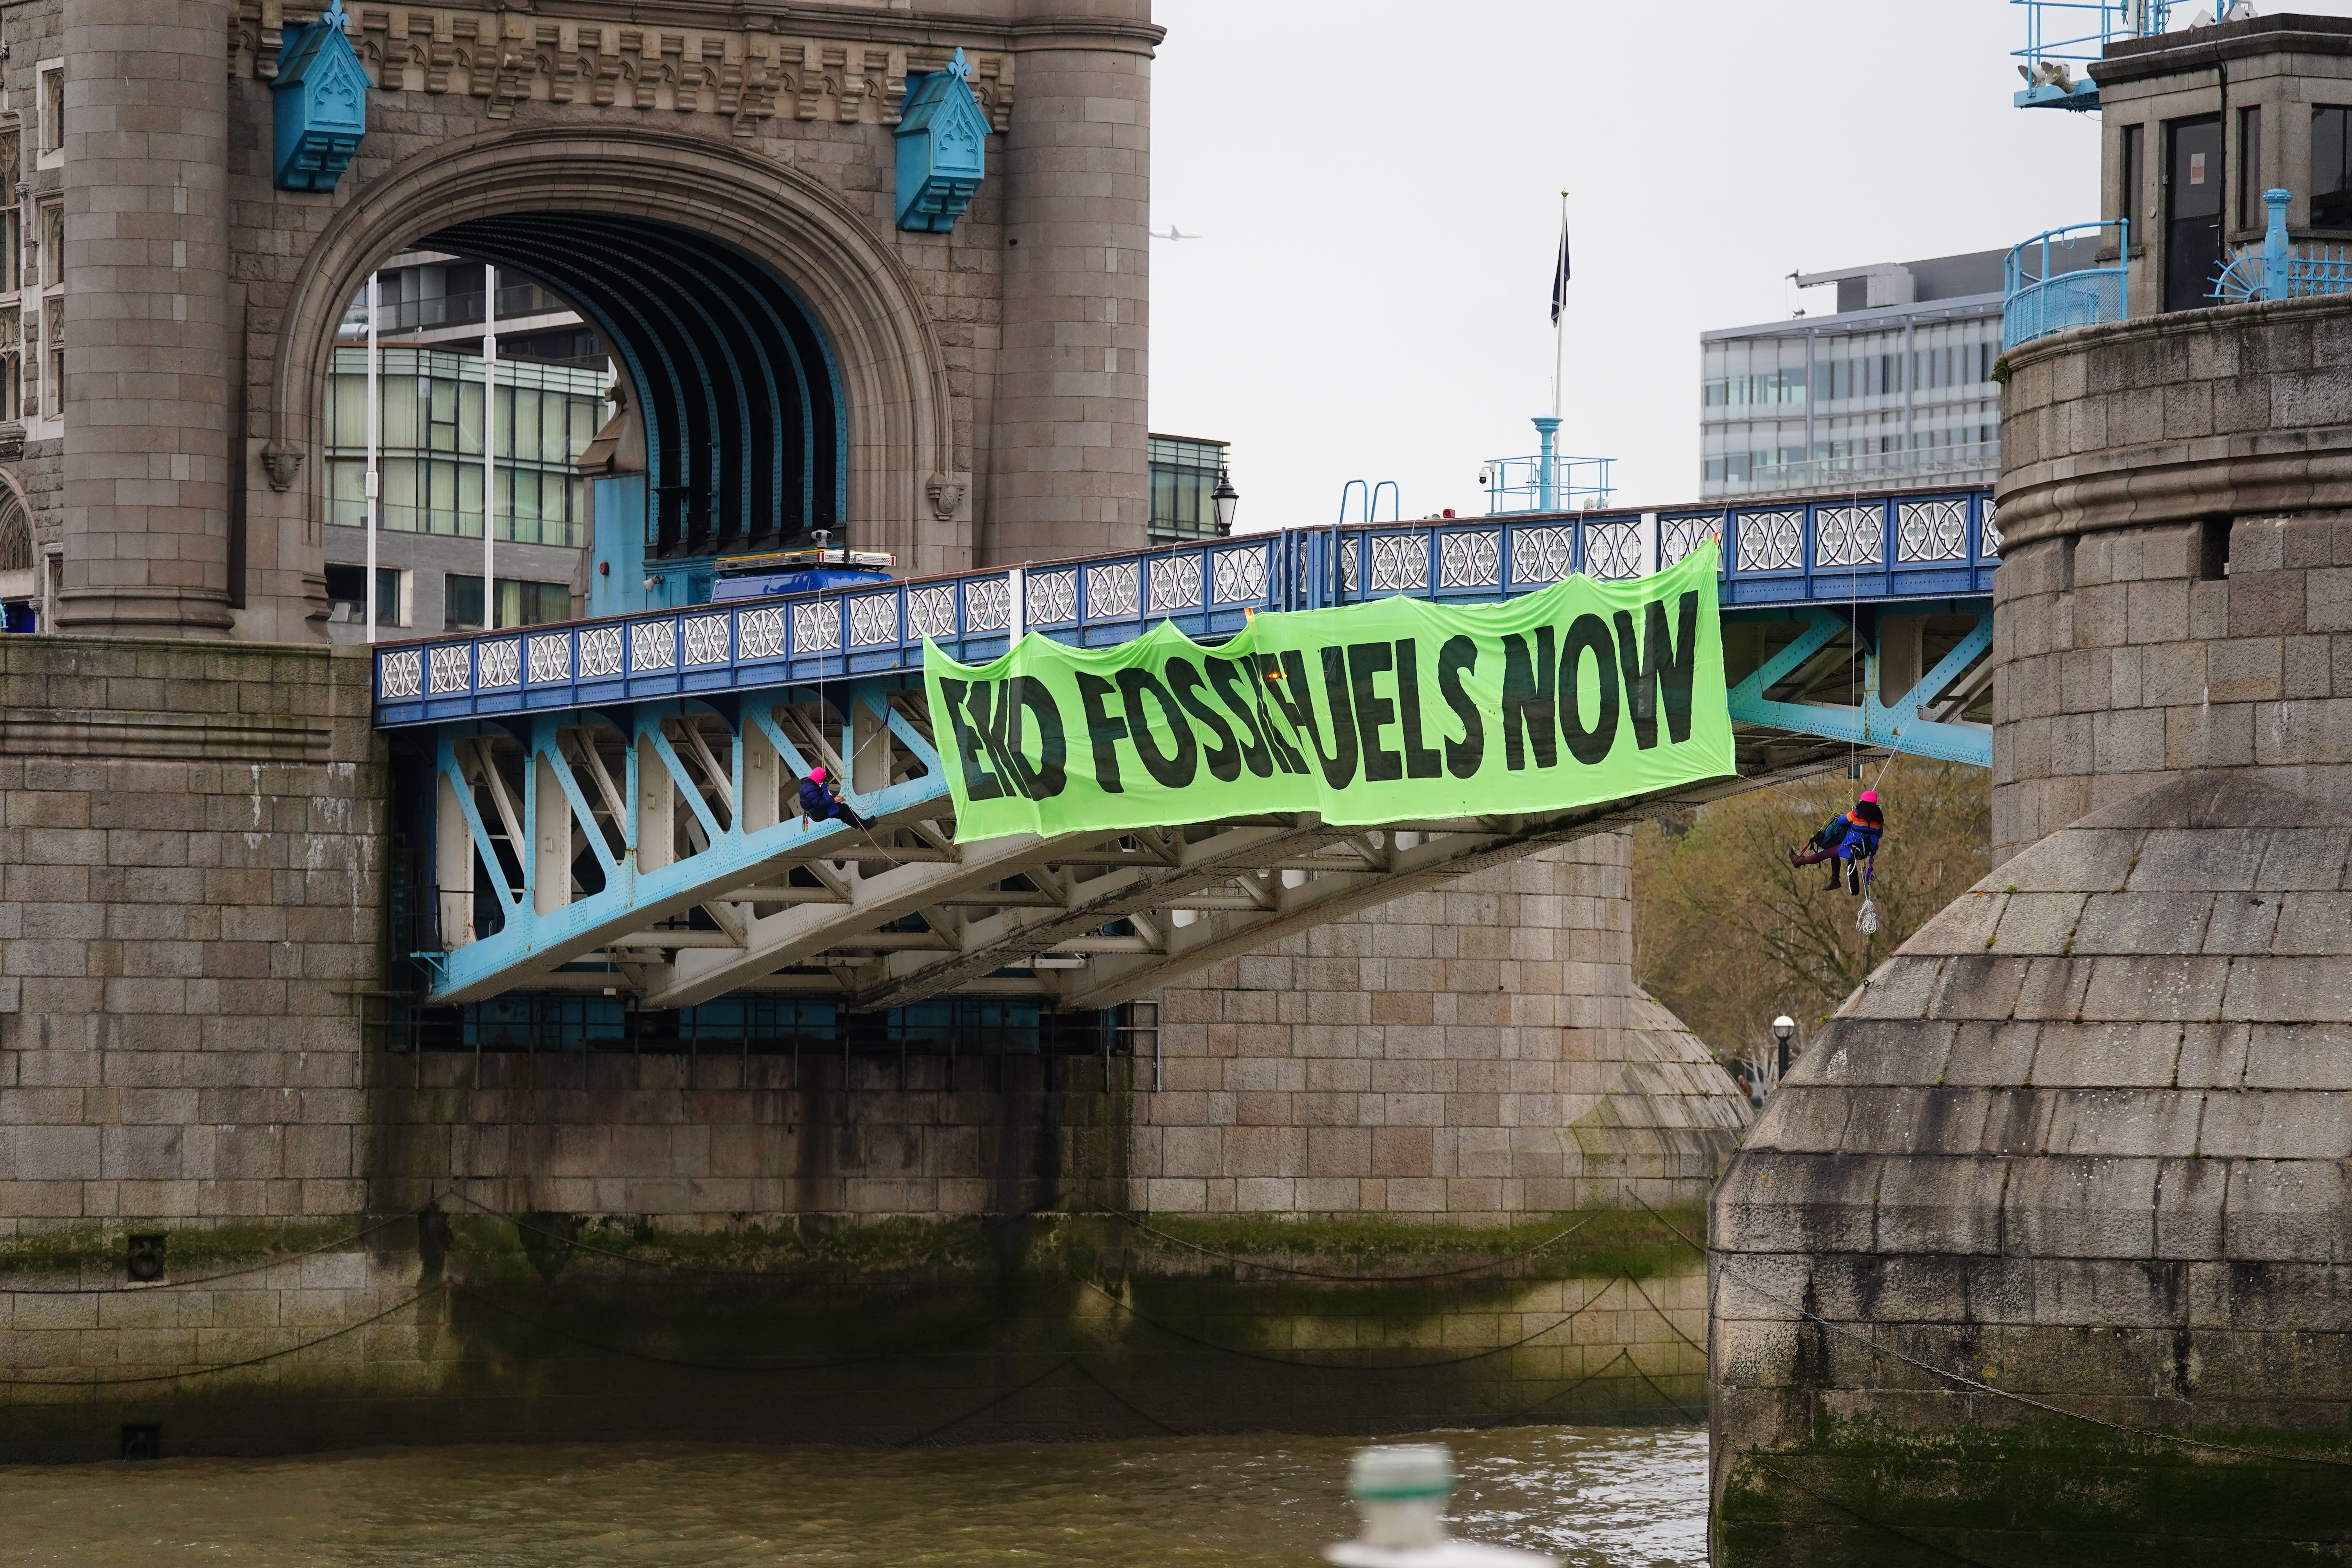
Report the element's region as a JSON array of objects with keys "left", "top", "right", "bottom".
[
  {"left": 1737, "top": 443, "right": 1999, "bottom": 499},
  {"left": 2004, "top": 219, "right": 2128, "bottom": 349}
]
